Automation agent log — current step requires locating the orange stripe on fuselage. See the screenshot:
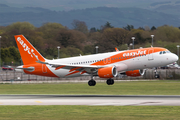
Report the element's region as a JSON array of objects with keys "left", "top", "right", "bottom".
[
  {"left": 55, "top": 65, "right": 66, "bottom": 70},
  {"left": 91, "top": 47, "right": 167, "bottom": 66},
  {"left": 65, "top": 70, "right": 80, "bottom": 76}
]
